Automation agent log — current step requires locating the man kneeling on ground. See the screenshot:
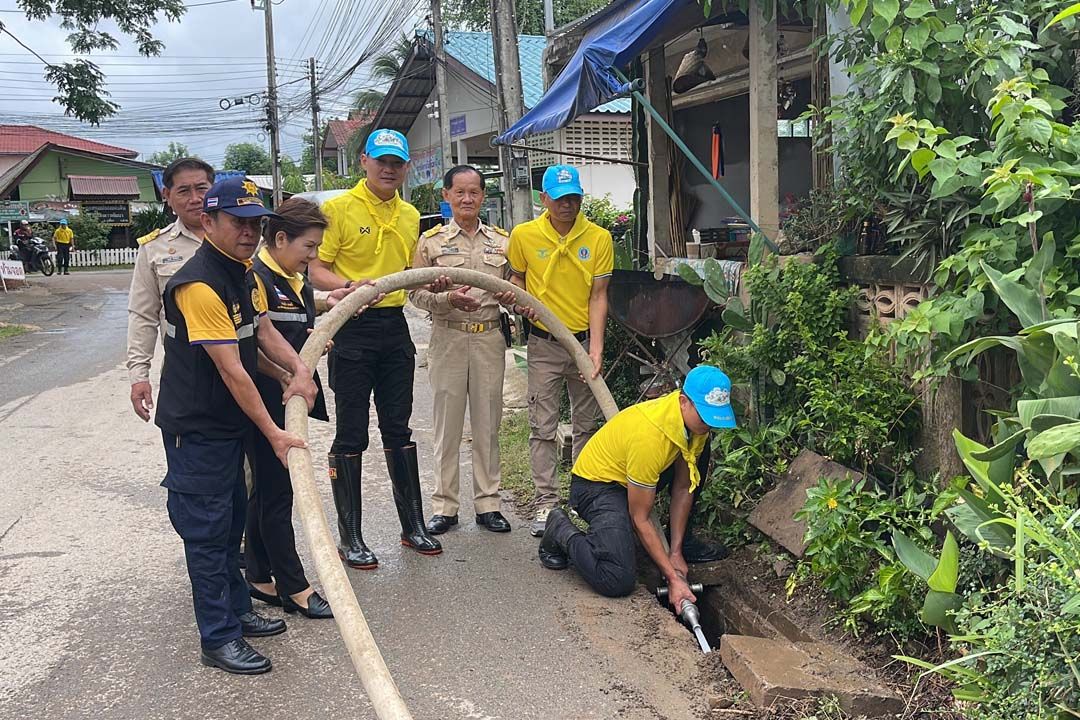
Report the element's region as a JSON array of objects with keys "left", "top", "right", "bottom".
[{"left": 537, "top": 366, "right": 736, "bottom": 611}]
